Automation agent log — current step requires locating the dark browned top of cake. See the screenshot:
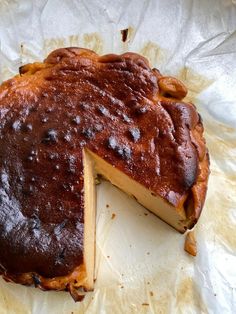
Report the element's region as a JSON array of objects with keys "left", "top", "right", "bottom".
[{"left": 0, "top": 48, "right": 208, "bottom": 279}]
